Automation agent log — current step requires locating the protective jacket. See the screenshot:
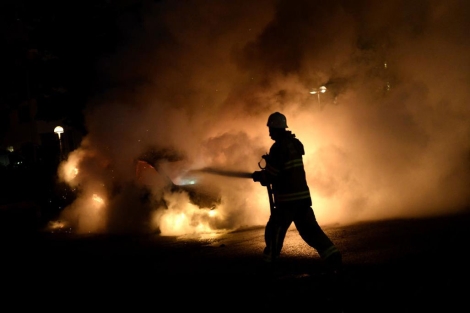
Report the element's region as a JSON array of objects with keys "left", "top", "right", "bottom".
[{"left": 264, "top": 131, "right": 312, "bottom": 208}]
